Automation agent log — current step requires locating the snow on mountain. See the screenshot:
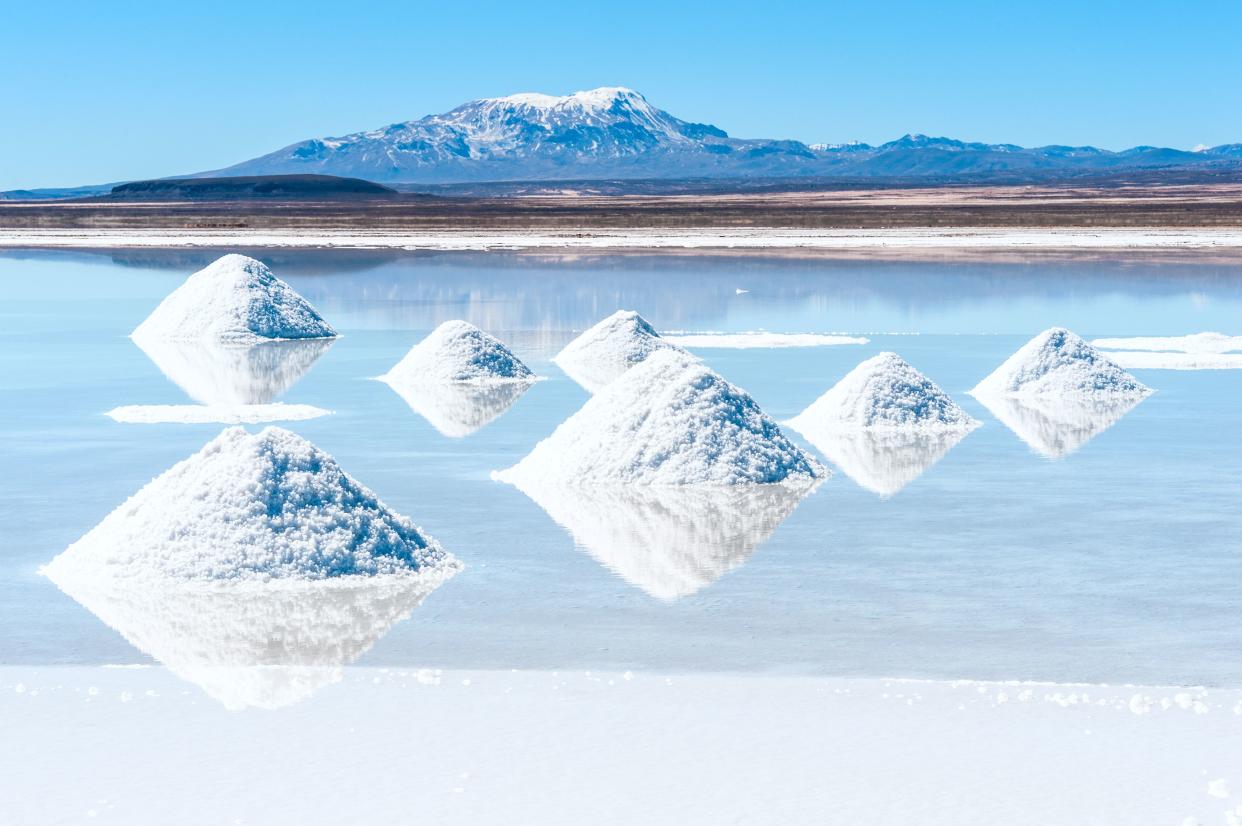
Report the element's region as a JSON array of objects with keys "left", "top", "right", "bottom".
[{"left": 195, "top": 87, "right": 1242, "bottom": 185}]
